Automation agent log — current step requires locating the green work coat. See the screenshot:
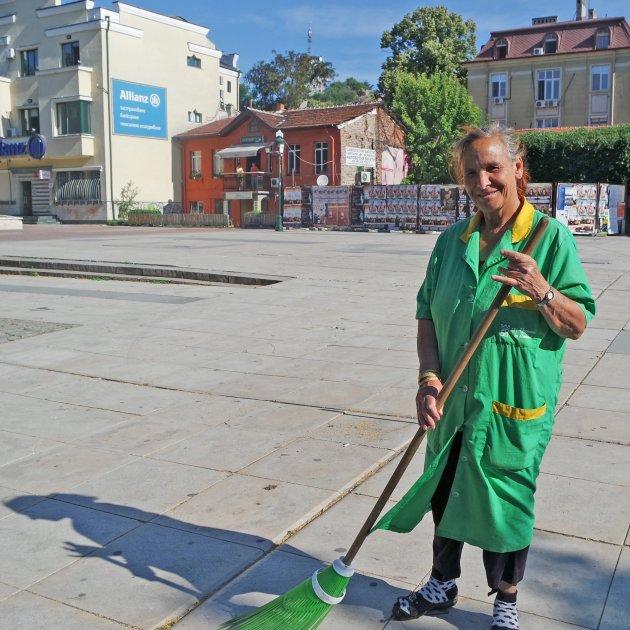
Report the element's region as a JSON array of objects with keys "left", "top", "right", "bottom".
[{"left": 374, "top": 201, "right": 596, "bottom": 552}]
